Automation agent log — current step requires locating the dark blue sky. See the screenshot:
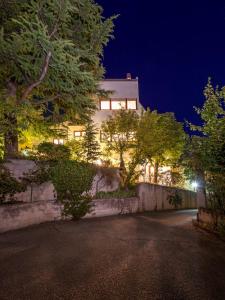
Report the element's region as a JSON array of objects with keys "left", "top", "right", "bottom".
[{"left": 97, "top": 0, "right": 225, "bottom": 123}]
